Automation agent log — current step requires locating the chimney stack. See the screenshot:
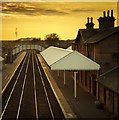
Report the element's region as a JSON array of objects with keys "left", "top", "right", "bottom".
[
  {"left": 85, "top": 17, "right": 95, "bottom": 29},
  {"left": 98, "top": 9, "right": 116, "bottom": 29}
]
